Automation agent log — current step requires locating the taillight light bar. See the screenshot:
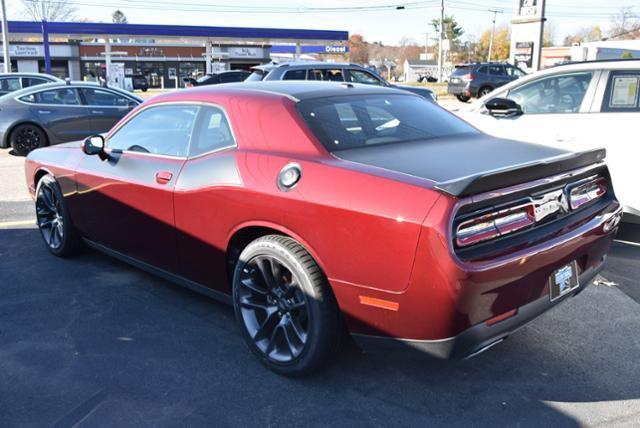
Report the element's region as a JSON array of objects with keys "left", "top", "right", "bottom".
[
  {"left": 456, "top": 204, "right": 535, "bottom": 247},
  {"left": 569, "top": 178, "right": 607, "bottom": 210}
]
